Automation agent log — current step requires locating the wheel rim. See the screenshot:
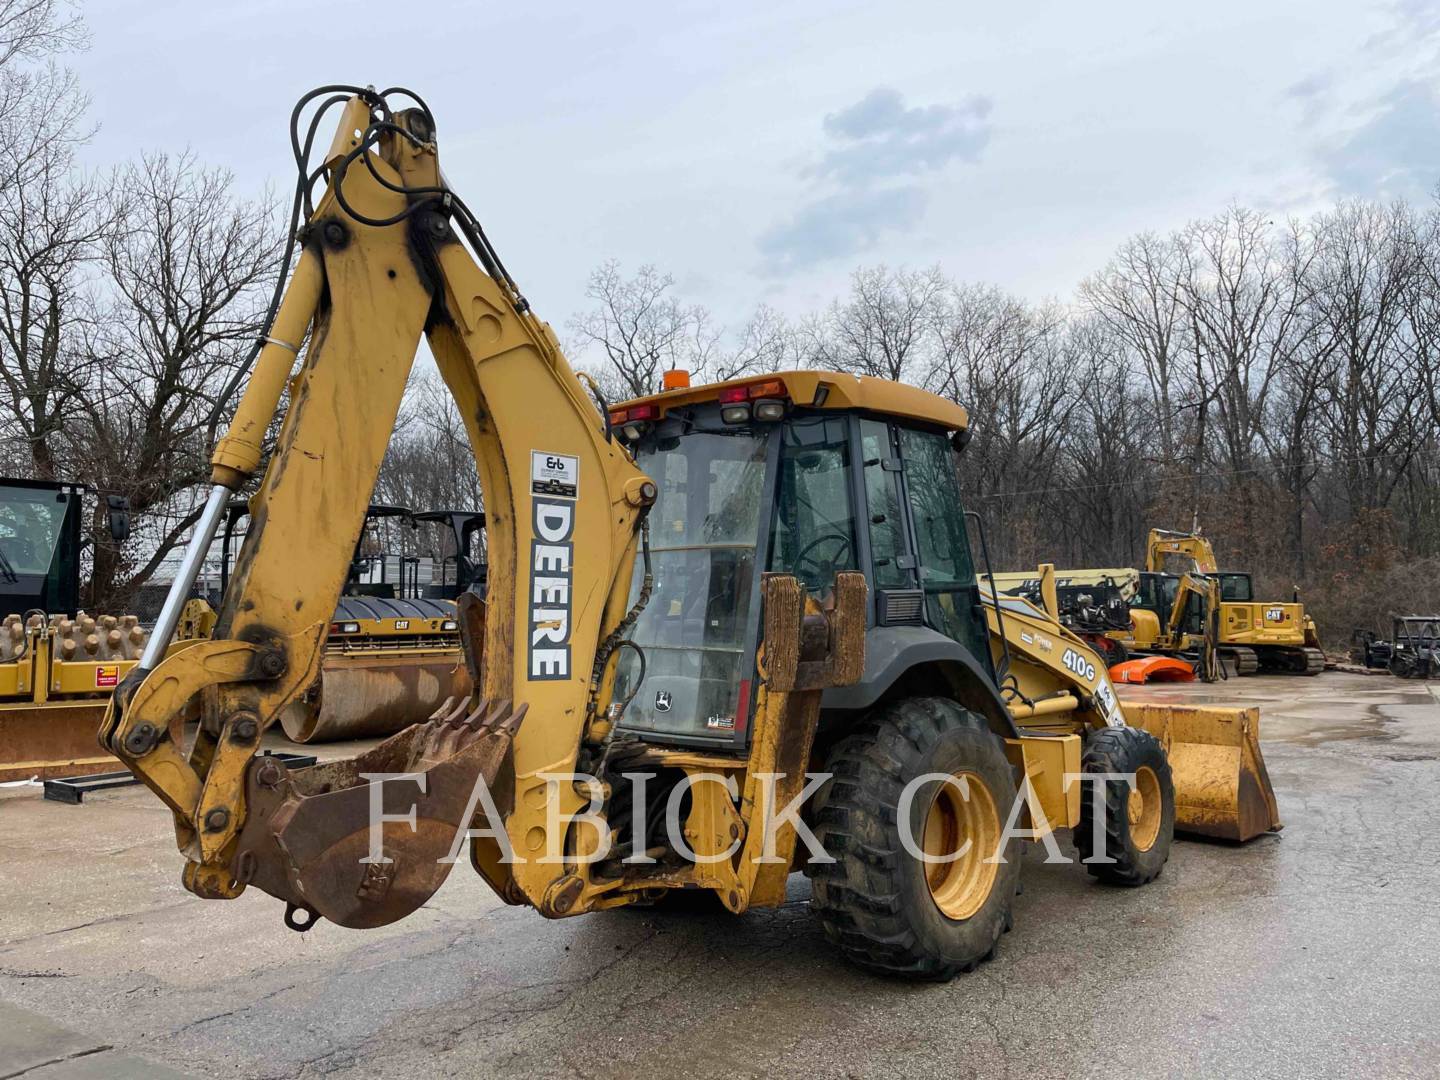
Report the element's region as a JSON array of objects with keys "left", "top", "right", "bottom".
[
  {"left": 1127, "top": 765, "right": 1162, "bottom": 852},
  {"left": 922, "top": 771, "right": 1001, "bottom": 921}
]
